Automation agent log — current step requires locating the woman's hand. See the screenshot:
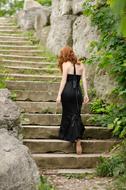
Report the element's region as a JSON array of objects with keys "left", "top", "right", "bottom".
[
  {"left": 56, "top": 95, "right": 61, "bottom": 104},
  {"left": 83, "top": 95, "right": 89, "bottom": 104}
]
